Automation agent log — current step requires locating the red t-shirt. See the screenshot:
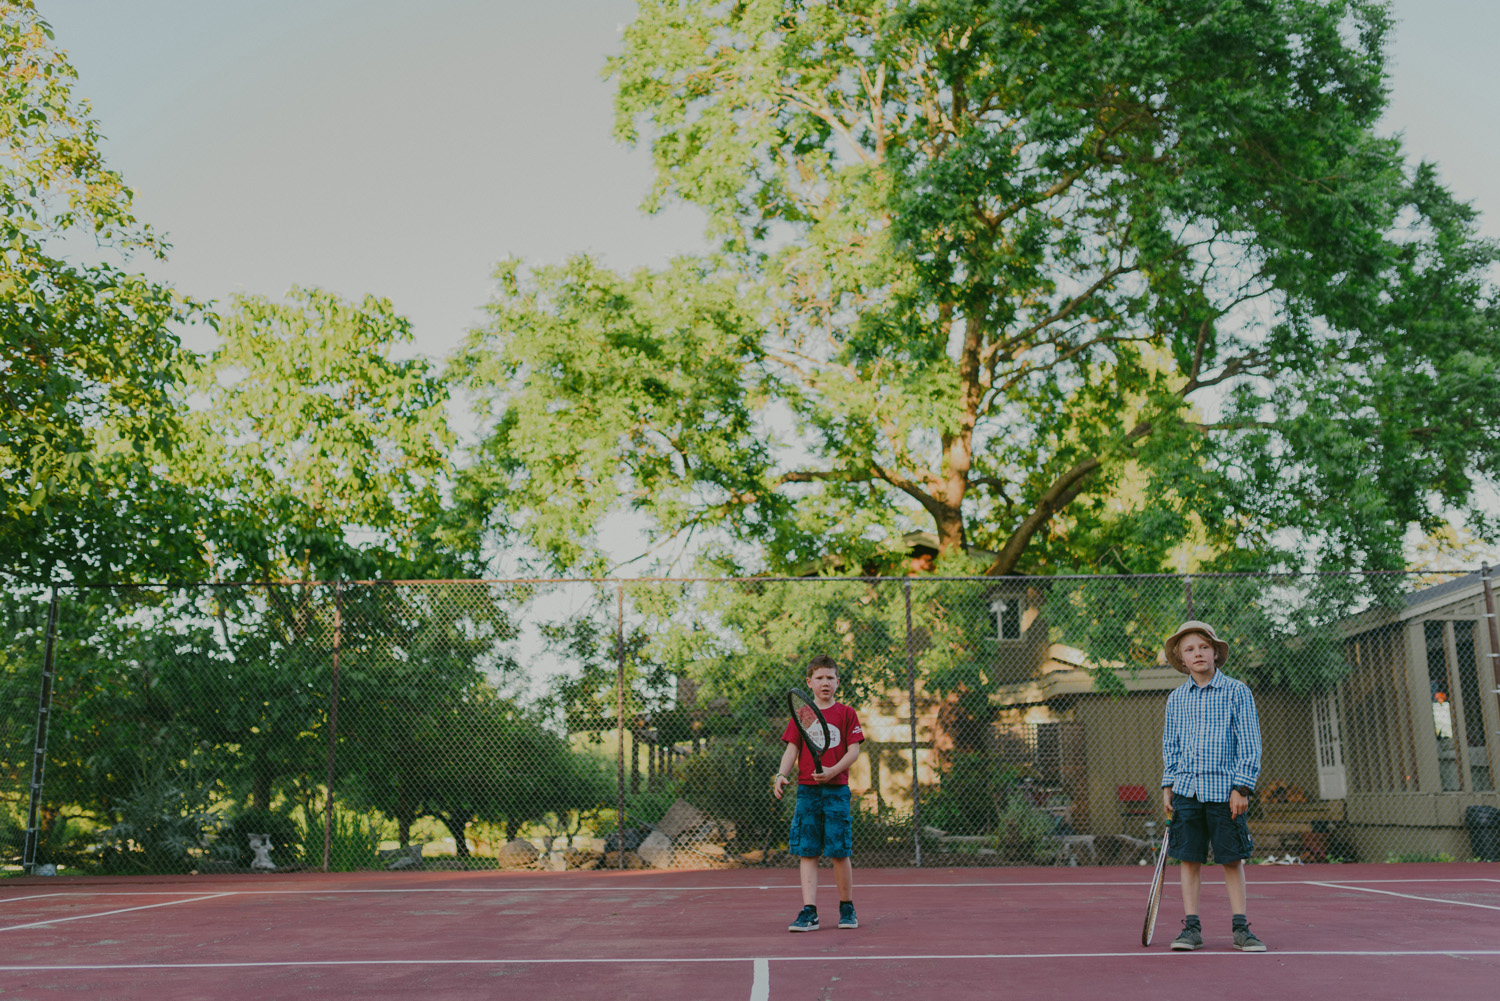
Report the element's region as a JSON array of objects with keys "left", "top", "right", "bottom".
[{"left": 781, "top": 702, "right": 864, "bottom": 785}]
